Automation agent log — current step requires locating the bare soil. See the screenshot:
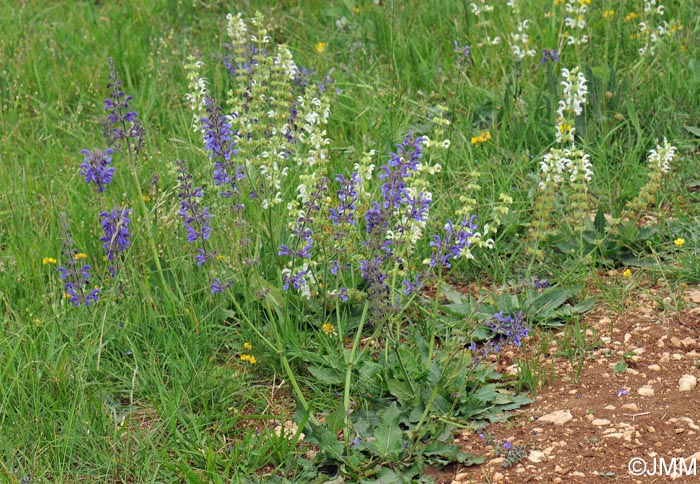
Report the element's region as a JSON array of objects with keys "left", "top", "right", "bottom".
[{"left": 439, "top": 285, "right": 700, "bottom": 484}]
